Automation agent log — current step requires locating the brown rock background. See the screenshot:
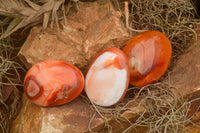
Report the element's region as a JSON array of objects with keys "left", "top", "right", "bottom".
[
  {"left": 18, "top": 1, "right": 130, "bottom": 74},
  {"left": 12, "top": 26, "right": 200, "bottom": 132},
  {"left": 11, "top": 95, "right": 104, "bottom": 133},
  {"left": 12, "top": 1, "right": 132, "bottom": 133},
  {"left": 11, "top": 0, "right": 200, "bottom": 132}
]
